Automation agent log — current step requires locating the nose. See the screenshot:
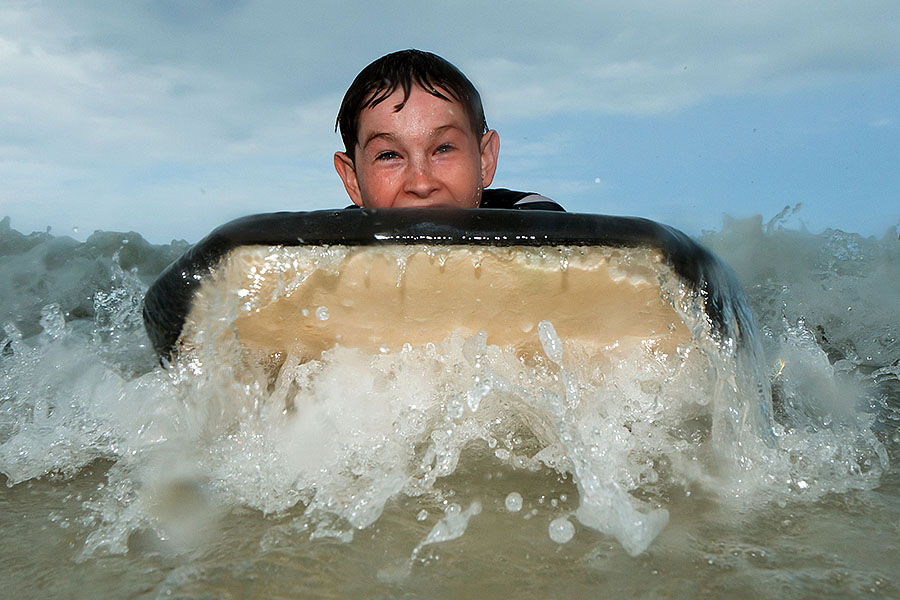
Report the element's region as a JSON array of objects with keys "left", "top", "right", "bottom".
[{"left": 404, "top": 157, "right": 439, "bottom": 199}]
